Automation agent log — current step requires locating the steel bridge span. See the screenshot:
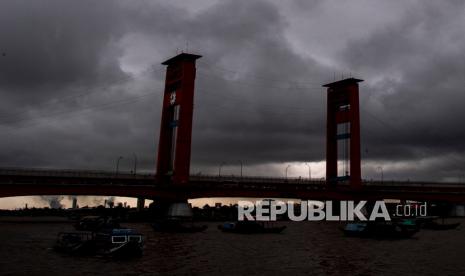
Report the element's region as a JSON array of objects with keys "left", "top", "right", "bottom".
[{"left": 1, "top": 168, "right": 465, "bottom": 203}]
